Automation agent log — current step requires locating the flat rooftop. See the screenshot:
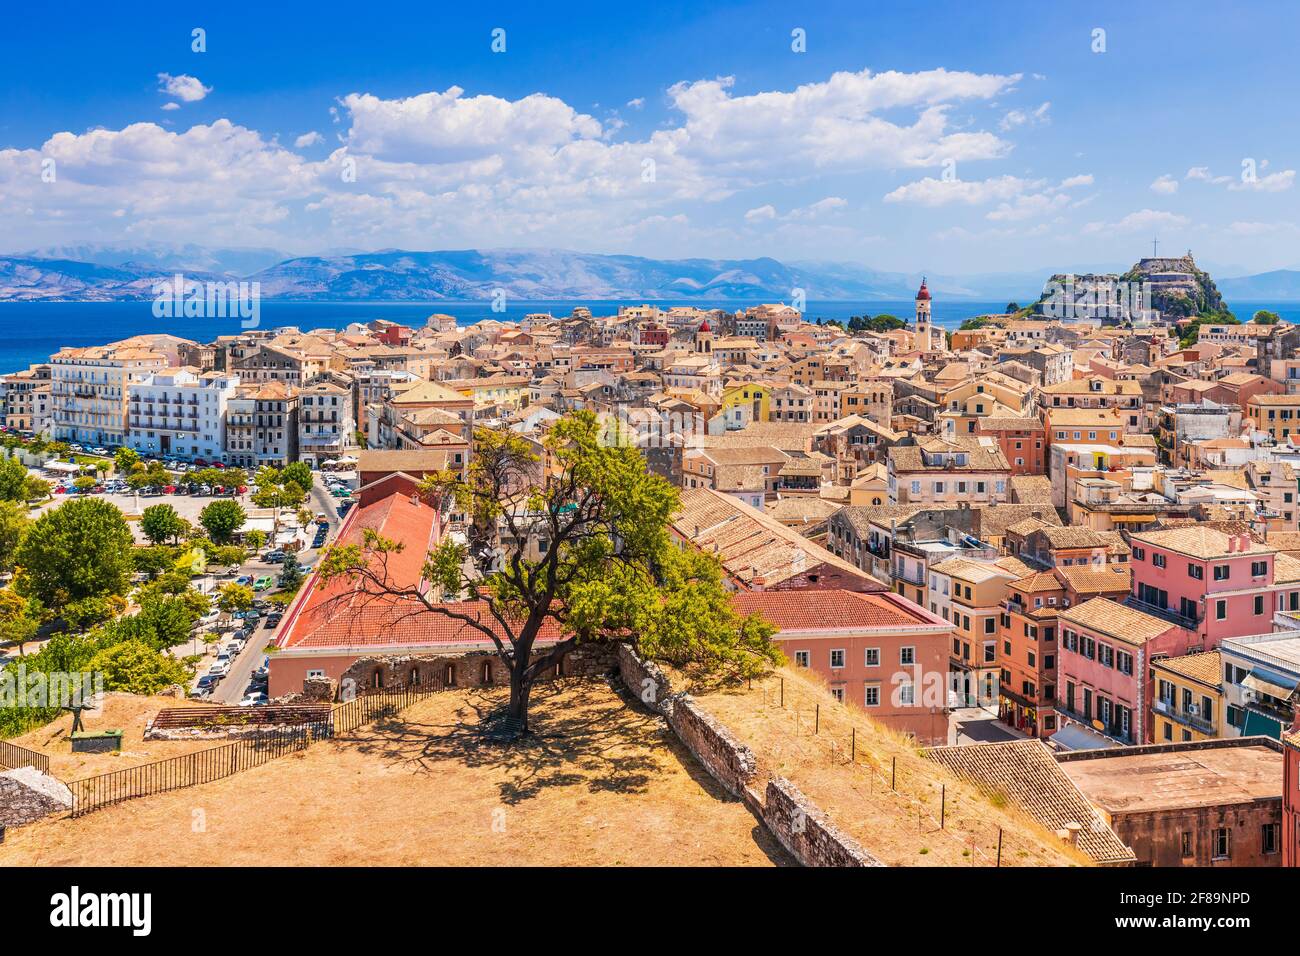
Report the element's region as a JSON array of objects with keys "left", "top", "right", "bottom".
[{"left": 1058, "top": 742, "right": 1281, "bottom": 815}]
